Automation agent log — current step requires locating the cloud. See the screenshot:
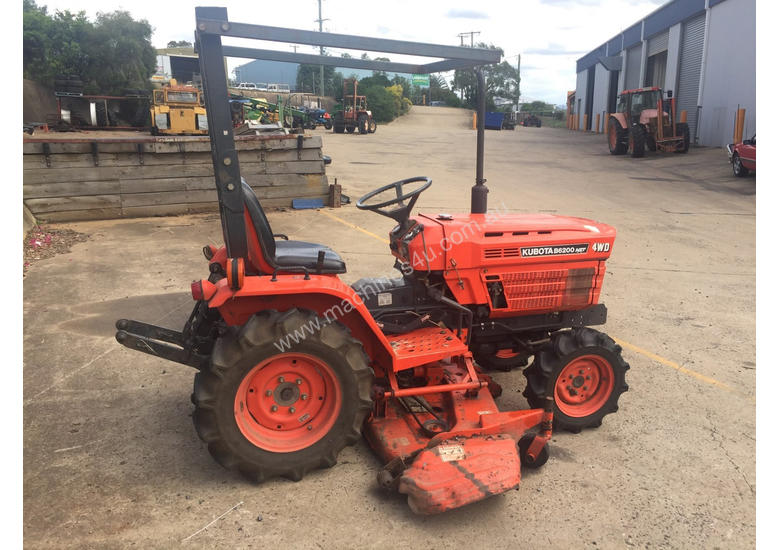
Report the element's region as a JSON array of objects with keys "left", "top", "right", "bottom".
[
  {"left": 524, "top": 44, "right": 587, "bottom": 55},
  {"left": 445, "top": 9, "right": 489, "bottom": 19}
]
